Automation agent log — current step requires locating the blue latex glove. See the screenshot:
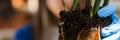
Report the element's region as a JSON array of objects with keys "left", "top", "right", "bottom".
[
  {"left": 98, "top": 4, "right": 120, "bottom": 40},
  {"left": 14, "top": 22, "right": 33, "bottom": 40}
]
